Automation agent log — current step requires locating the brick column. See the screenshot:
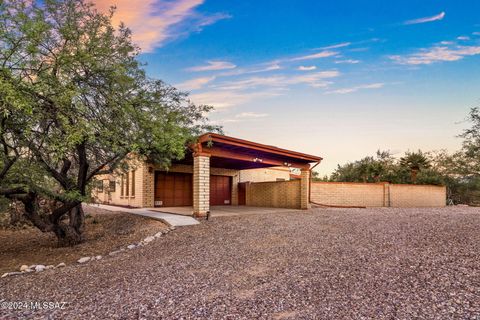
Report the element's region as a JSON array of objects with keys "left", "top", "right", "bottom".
[
  {"left": 142, "top": 163, "right": 155, "bottom": 207},
  {"left": 383, "top": 183, "right": 391, "bottom": 207},
  {"left": 231, "top": 173, "right": 239, "bottom": 205},
  {"left": 193, "top": 154, "right": 210, "bottom": 217},
  {"left": 300, "top": 169, "right": 310, "bottom": 209}
]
